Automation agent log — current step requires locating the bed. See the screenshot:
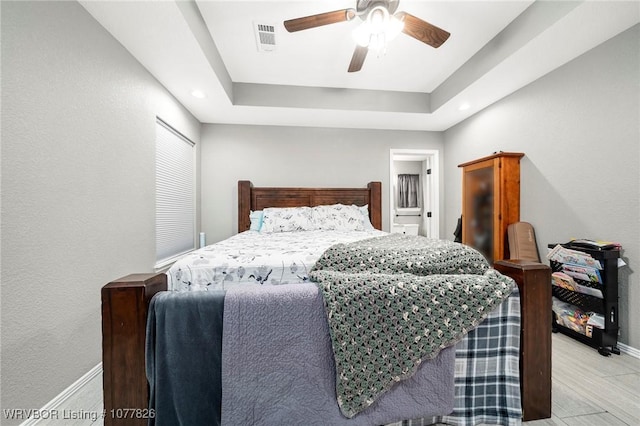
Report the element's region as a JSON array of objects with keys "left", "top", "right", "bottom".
[{"left": 101, "top": 181, "right": 551, "bottom": 425}]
